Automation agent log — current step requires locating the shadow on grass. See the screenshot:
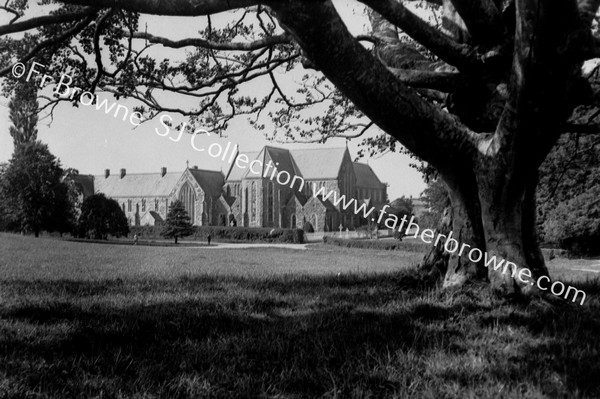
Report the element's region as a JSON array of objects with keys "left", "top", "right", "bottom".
[{"left": 0, "top": 271, "right": 599, "bottom": 398}]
